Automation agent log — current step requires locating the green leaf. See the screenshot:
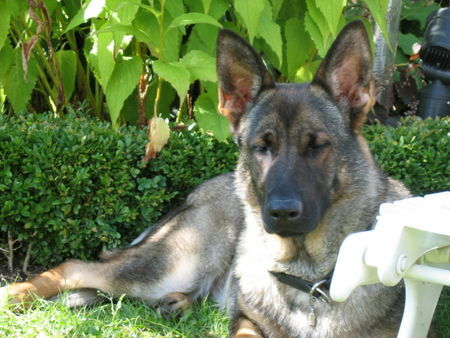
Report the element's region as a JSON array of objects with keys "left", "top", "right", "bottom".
[
  {"left": 136, "top": 3, "right": 161, "bottom": 20},
  {"left": 5, "top": 0, "right": 27, "bottom": 15},
  {"left": 105, "top": 56, "right": 142, "bottom": 128},
  {"left": 146, "top": 79, "right": 176, "bottom": 120},
  {"left": 305, "top": 0, "right": 331, "bottom": 50},
  {"left": 293, "top": 59, "right": 321, "bottom": 83},
  {"left": 234, "top": 0, "right": 264, "bottom": 43},
  {"left": 106, "top": 0, "right": 141, "bottom": 25},
  {"left": 276, "top": 0, "right": 306, "bottom": 22},
  {"left": 161, "top": 27, "right": 181, "bottom": 62},
  {"left": 284, "top": 17, "right": 314, "bottom": 80},
  {"left": 270, "top": 0, "right": 284, "bottom": 19},
  {"left": 398, "top": 33, "right": 420, "bottom": 55},
  {"left": 194, "top": 92, "right": 230, "bottom": 142},
  {"left": 63, "top": 0, "right": 82, "bottom": 18},
  {"left": 0, "top": 42, "right": 14, "bottom": 78},
  {"left": 201, "top": 0, "right": 212, "bottom": 13},
  {"left": 186, "top": 25, "right": 219, "bottom": 56},
  {"left": 164, "top": 0, "right": 185, "bottom": 19},
  {"left": 184, "top": 0, "right": 203, "bottom": 12},
  {"left": 95, "top": 23, "right": 152, "bottom": 46},
  {"left": 64, "top": 0, "right": 106, "bottom": 33},
  {"left": 87, "top": 29, "right": 115, "bottom": 90},
  {"left": 44, "top": 0, "right": 58, "bottom": 15},
  {"left": 119, "top": 87, "right": 139, "bottom": 124},
  {"left": 55, "top": 50, "right": 77, "bottom": 101},
  {"left": 315, "top": 0, "right": 346, "bottom": 37},
  {"left": 181, "top": 50, "right": 217, "bottom": 82},
  {"left": 257, "top": 1, "right": 282, "bottom": 67},
  {"left": 152, "top": 60, "right": 190, "bottom": 105},
  {"left": 134, "top": 8, "right": 161, "bottom": 56},
  {"left": 401, "top": 2, "right": 439, "bottom": 29},
  {"left": 0, "top": 87, "right": 5, "bottom": 111},
  {"left": 3, "top": 49, "right": 38, "bottom": 112},
  {"left": 169, "top": 12, "right": 222, "bottom": 29},
  {"left": 208, "top": 0, "right": 228, "bottom": 19},
  {"left": 0, "top": 1, "right": 10, "bottom": 51},
  {"left": 304, "top": 12, "right": 328, "bottom": 57},
  {"left": 363, "top": 0, "right": 389, "bottom": 47}
]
